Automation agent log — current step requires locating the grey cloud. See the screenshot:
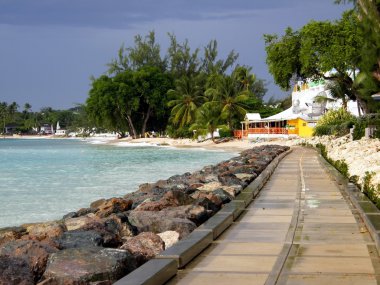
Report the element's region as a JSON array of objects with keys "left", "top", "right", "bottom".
[{"left": 0, "top": 0, "right": 300, "bottom": 28}]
